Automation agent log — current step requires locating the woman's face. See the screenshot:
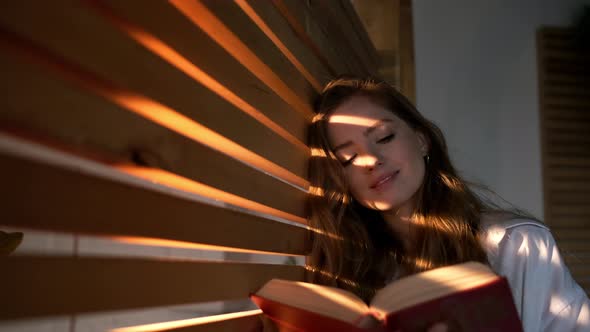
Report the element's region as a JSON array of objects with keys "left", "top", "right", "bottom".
[{"left": 326, "top": 95, "right": 428, "bottom": 212}]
